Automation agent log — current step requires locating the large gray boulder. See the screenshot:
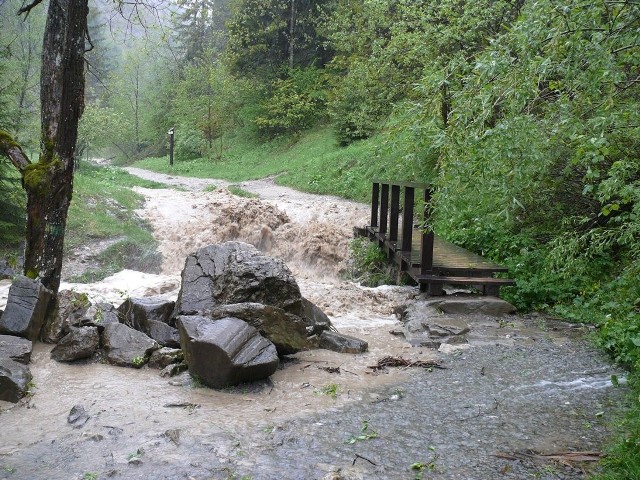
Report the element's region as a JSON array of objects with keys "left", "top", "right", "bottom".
[
  {"left": 0, "top": 357, "right": 32, "bottom": 403},
  {"left": 101, "top": 323, "right": 159, "bottom": 367},
  {"left": 174, "top": 242, "right": 303, "bottom": 317},
  {"left": 177, "top": 316, "right": 279, "bottom": 388},
  {"left": 41, "top": 290, "right": 91, "bottom": 343},
  {"left": 0, "top": 334, "right": 33, "bottom": 364},
  {"left": 117, "top": 297, "right": 175, "bottom": 332},
  {"left": 0, "top": 275, "right": 52, "bottom": 341},
  {"left": 50, "top": 327, "right": 99, "bottom": 362}
]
